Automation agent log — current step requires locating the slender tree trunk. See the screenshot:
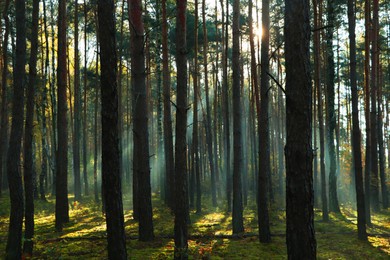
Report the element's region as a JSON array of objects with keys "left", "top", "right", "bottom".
[
  {"left": 370, "top": 0, "right": 380, "bottom": 212},
  {"left": 73, "top": 0, "right": 82, "bottom": 201},
  {"left": 0, "top": 0, "right": 10, "bottom": 198},
  {"left": 6, "top": 0, "right": 26, "bottom": 257},
  {"left": 94, "top": 41, "right": 99, "bottom": 203},
  {"left": 364, "top": 0, "right": 371, "bottom": 224},
  {"left": 258, "top": 0, "right": 272, "bottom": 243},
  {"left": 98, "top": 0, "right": 127, "bottom": 258},
  {"left": 326, "top": 0, "right": 340, "bottom": 213},
  {"left": 232, "top": 0, "right": 244, "bottom": 235},
  {"left": 202, "top": 0, "right": 217, "bottom": 208},
  {"left": 129, "top": 0, "right": 154, "bottom": 241},
  {"left": 174, "top": 0, "right": 189, "bottom": 258},
  {"left": 55, "top": 0, "right": 70, "bottom": 232},
  {"left": 285, "top": 0, "right": 317, "bottom": 258},
  {"left": 377, "top": 72, "right": 388, "bottom": 209},
  {"left": 193, "top": 0, "right": 201, "bottom": 214},
  {"left": 313, "top": 0, "right": 329, "bottom": 221},
  {"left": 83, "top": 0, "right": 89, "bottom": 196},
  {"left": 23, "top": 0, "right": 39, "bottom": 255},
  {"left": 347, "top": 0, "right": 367, "bottom": 240},
  {"left": 162, "top": 0, "right": 175, "bottom": 209}
]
